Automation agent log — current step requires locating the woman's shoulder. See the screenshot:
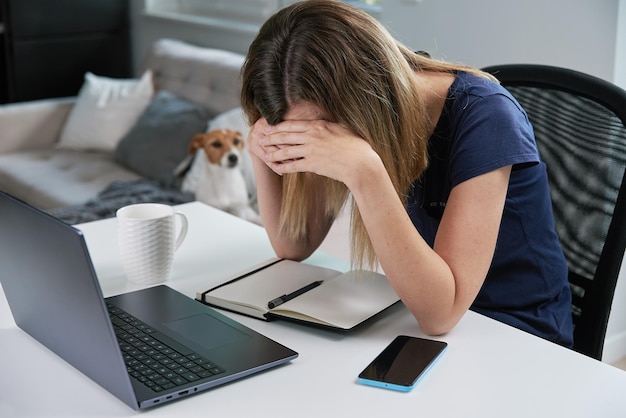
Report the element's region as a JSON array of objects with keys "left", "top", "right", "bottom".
[
  {"left": 451, "top": 71, "right": 509, "bottom": 98},
  {"left": 449, "top": 71, "right": 526, "bottom": 116}
]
